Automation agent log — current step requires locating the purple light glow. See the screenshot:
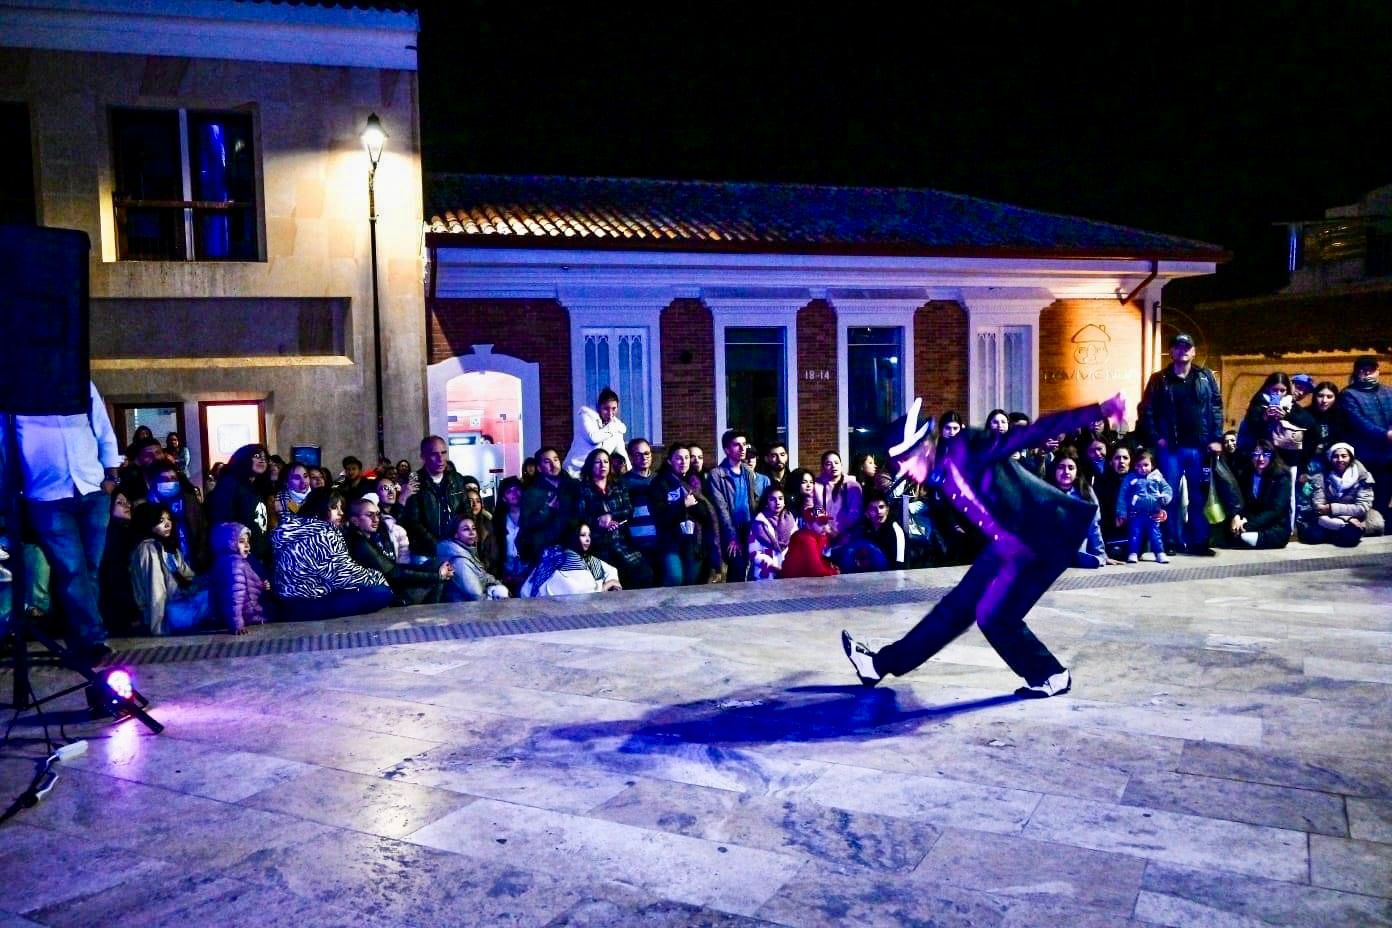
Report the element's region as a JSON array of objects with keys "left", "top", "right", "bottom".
[{"left": 104, "top": 669, "right": 134, "bottom": 701}]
